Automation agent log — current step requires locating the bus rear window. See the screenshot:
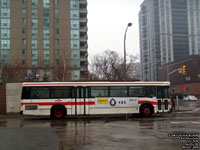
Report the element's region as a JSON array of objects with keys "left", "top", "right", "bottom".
[{"left": 21, "top": 87, "right": 31, "bottom": 99}]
